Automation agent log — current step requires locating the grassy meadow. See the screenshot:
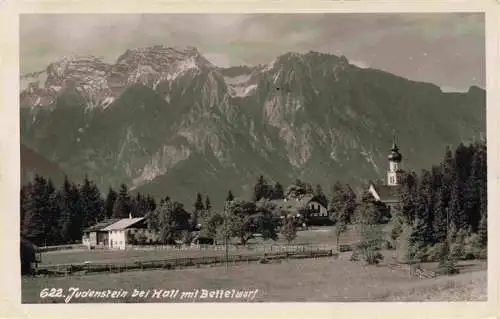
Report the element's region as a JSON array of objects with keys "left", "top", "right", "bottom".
[
  {"left": 23, "top": 225, "right": 487, "bottom": 303},
  {"left": 38, "top": 227, "right": 349, "bottom": 266},
  {"left": 22, "top": 257, "right": 486, "bottom": 303}
]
